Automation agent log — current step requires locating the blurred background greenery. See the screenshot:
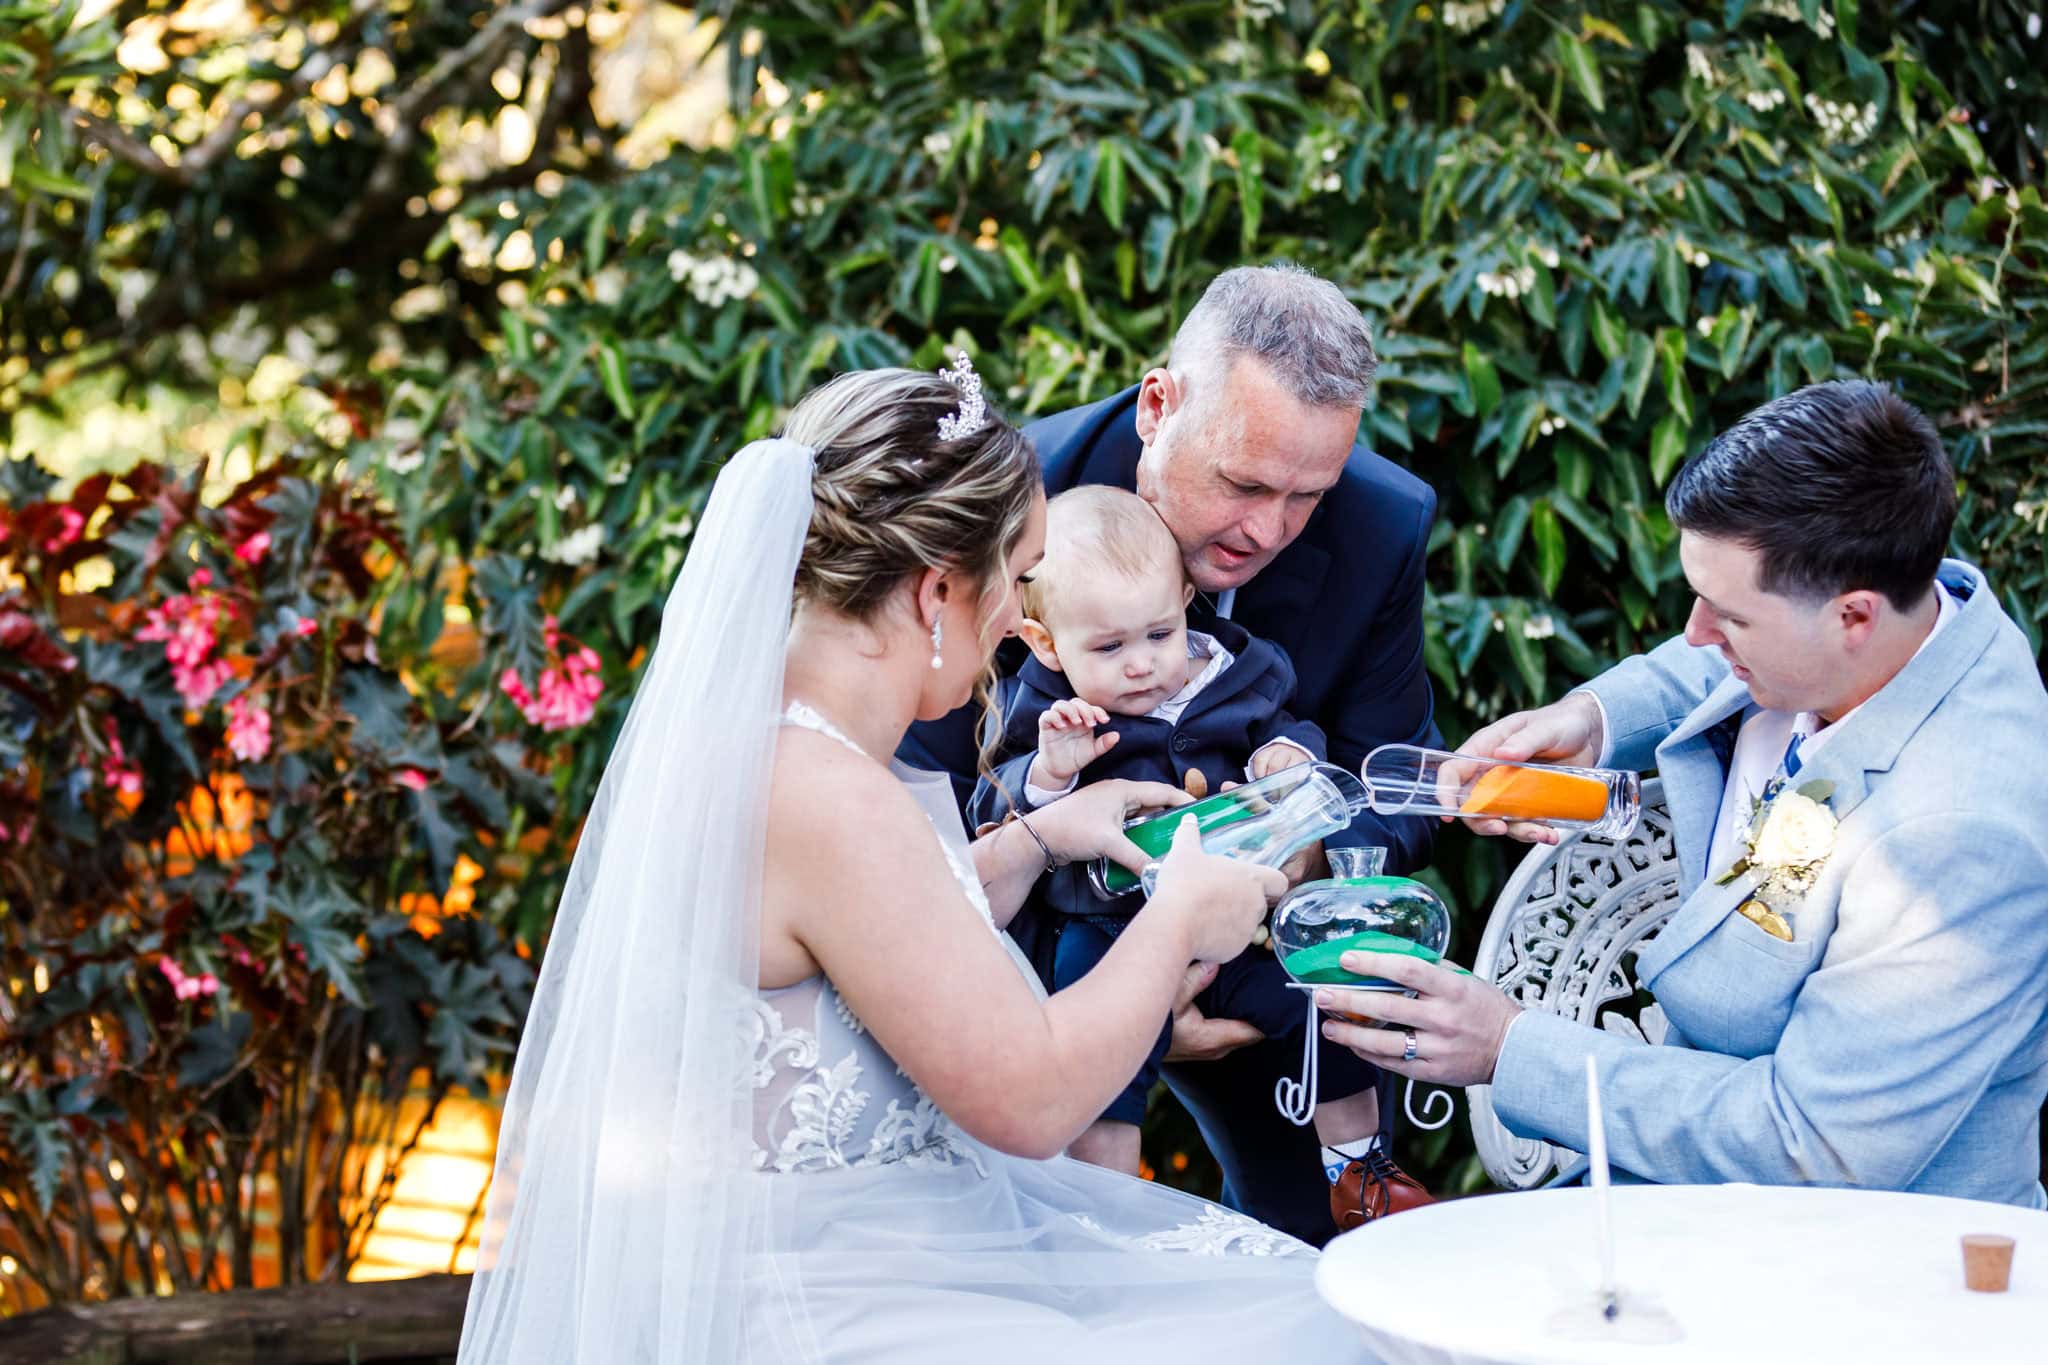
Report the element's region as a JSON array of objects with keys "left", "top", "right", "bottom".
[{"left": 3, "top": 0, "right": 2044, "bottom": 1301}]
